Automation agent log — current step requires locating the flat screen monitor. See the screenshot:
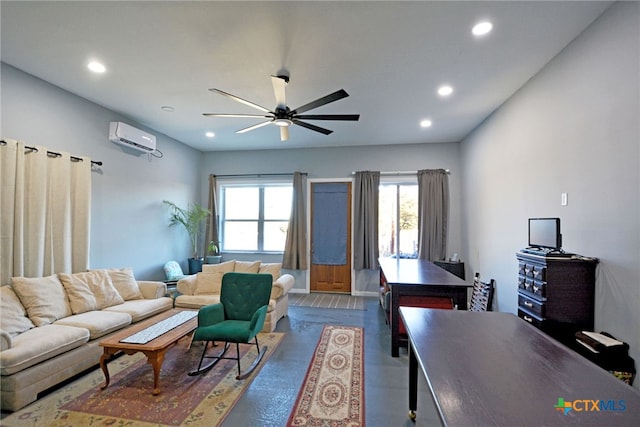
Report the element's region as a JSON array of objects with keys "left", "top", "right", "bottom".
[{"left": 528, "top": 218, "right": 562, "bottom": 250}]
